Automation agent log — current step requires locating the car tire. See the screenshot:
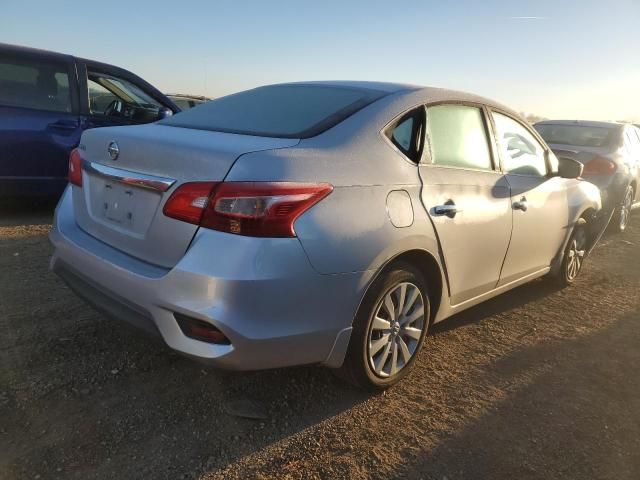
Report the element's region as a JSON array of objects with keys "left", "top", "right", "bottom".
[
  {"left": 337, "top": 262, "right": 430, "bottom": 390},
  {"left": 555, "top": 222, "right": 588, "bottom": 287},
  {"left": 613, "top": 185, "right": 634, "bottom": 233}
]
